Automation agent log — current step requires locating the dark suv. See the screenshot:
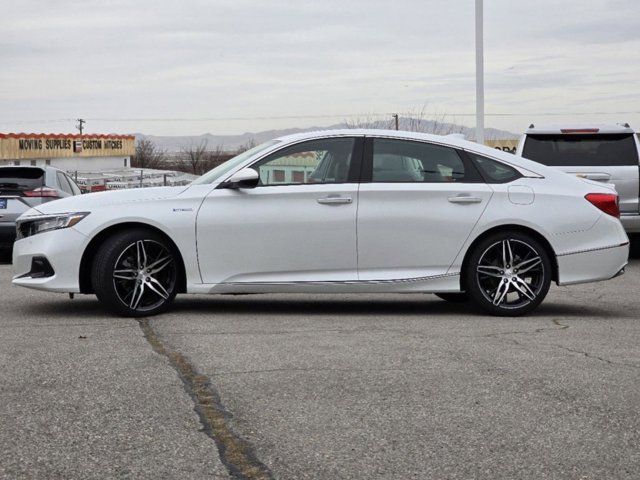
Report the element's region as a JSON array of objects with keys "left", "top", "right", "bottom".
[{"left": 0, "top": 166, "right": 81, "bottom": 254}]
